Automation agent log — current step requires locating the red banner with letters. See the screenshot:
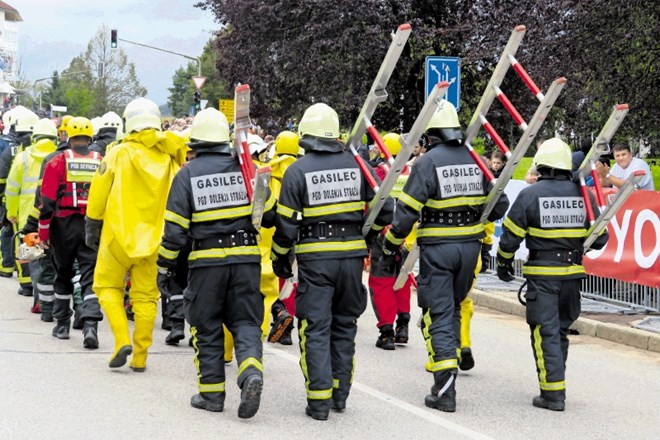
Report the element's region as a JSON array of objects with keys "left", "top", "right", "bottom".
[{"left": 583, "top": 191, "right": 660, "bottom": 288}]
